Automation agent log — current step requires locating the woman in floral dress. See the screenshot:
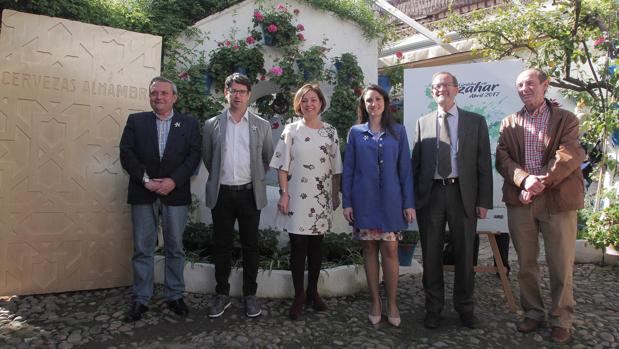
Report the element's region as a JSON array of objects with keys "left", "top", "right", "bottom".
[
  {"left": 342, "top": 85, "right": 416, "bottom": 327},
  {"left": 270, "top": 84, "right": 342, "bottom": 320}
]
